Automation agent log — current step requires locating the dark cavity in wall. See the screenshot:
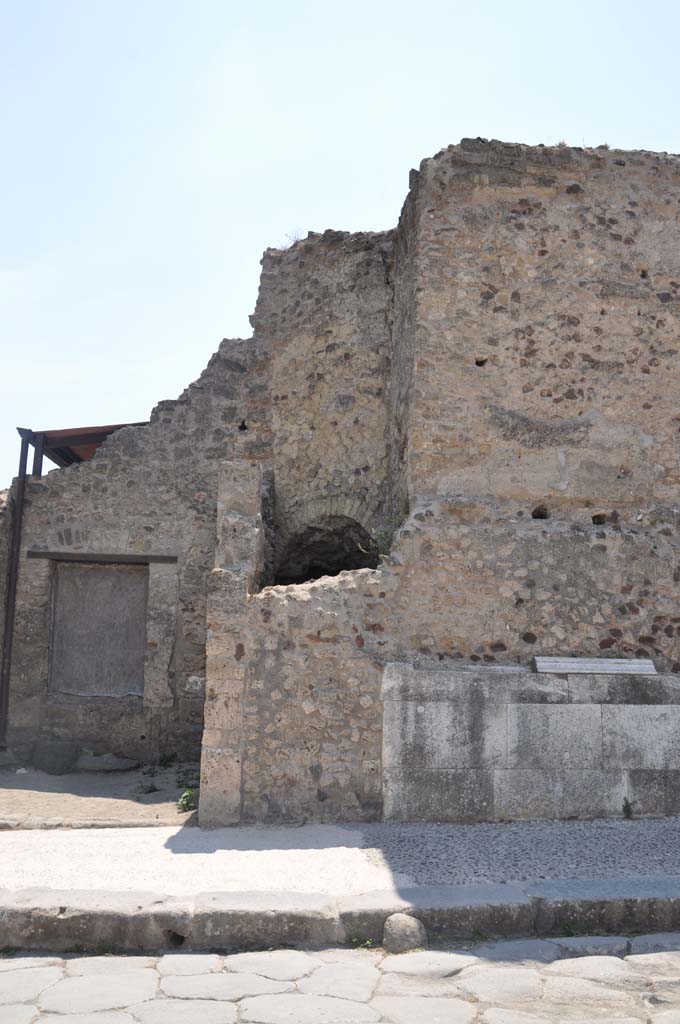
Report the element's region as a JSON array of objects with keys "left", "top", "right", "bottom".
[{"left": 274, "top": 515, "right": 379, "bottom": 585}]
